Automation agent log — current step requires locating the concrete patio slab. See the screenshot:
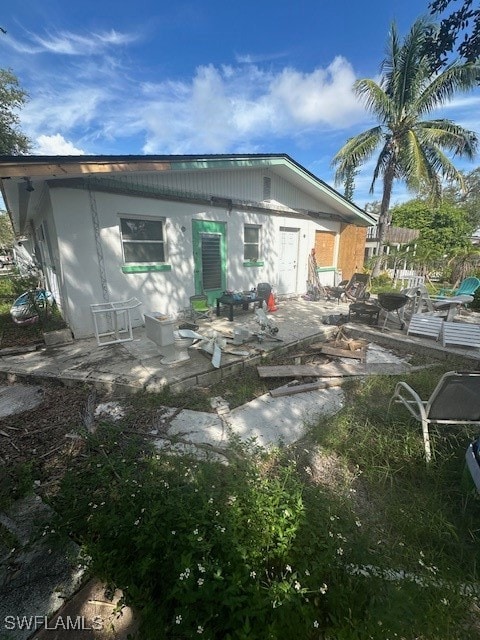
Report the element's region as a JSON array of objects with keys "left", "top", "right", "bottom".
[{"left": 1, "top": 298, "right": 479, "bottom": 397}]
